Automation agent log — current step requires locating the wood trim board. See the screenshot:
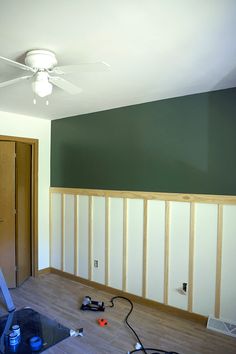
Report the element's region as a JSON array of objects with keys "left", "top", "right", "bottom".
[
  {"left": 122, "top": 198, "right": 128, "bottom": 291},
  {"left": 50, "top": 187, "right": 236, "bottom": 205},
  {"left": 188, "top": 202, "right": 195, "bottom": 312},
  {"left": 88, "top": 196, "right": 93, "bottom": 281},
  {"left": 142, "top": 199, "right": 148, "bottom": 298},
  {"left": 74, "top": 195, "right": 78, "bottom": 275},
  {"left": 164, "top": 201, "right": 170, "bottom": 304},
  {"left": 215, "top": 204, "right": 223, "bottom": 318},
  {"left": 105, "top": 196, "right": 110, "bottom": 286}
]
